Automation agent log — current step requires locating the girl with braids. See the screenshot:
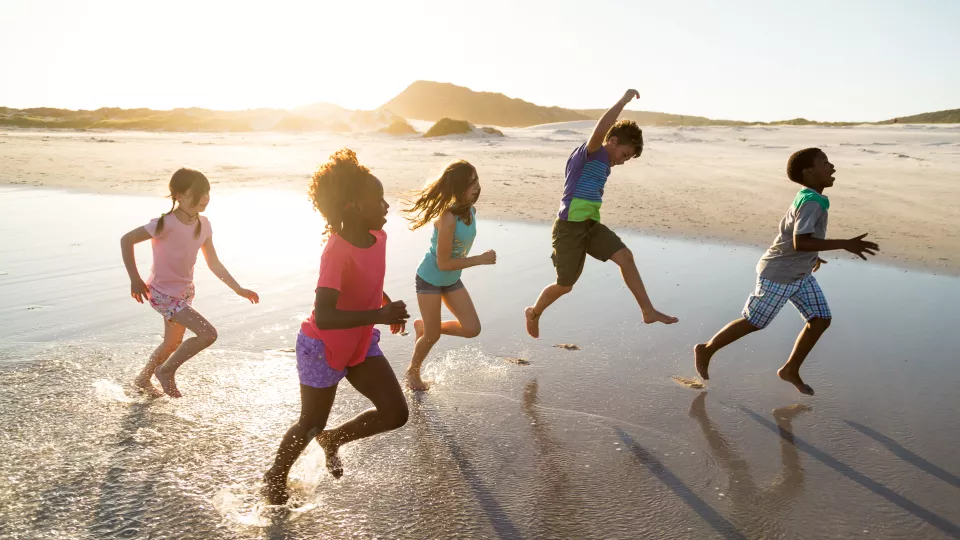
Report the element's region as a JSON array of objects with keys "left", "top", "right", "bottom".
[
  {"left": 120, "top": 168, "right": 259, "bottom": 398},
  {"left": 403, "top": 160, "right": 496, "bottom": 391},
  {"left": 263, "top": 148, "right": 410, "bottom": 505}
]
